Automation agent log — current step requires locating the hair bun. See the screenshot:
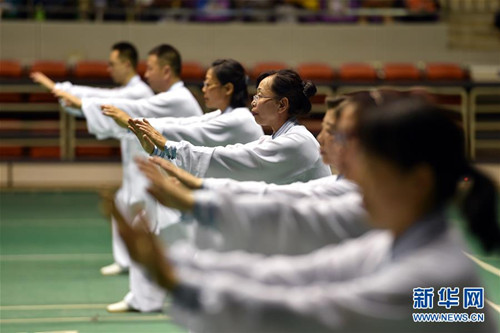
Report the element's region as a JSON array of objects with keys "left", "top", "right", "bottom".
[{"left": 302, "top": 80, "right": 317, "bottom": 98}]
